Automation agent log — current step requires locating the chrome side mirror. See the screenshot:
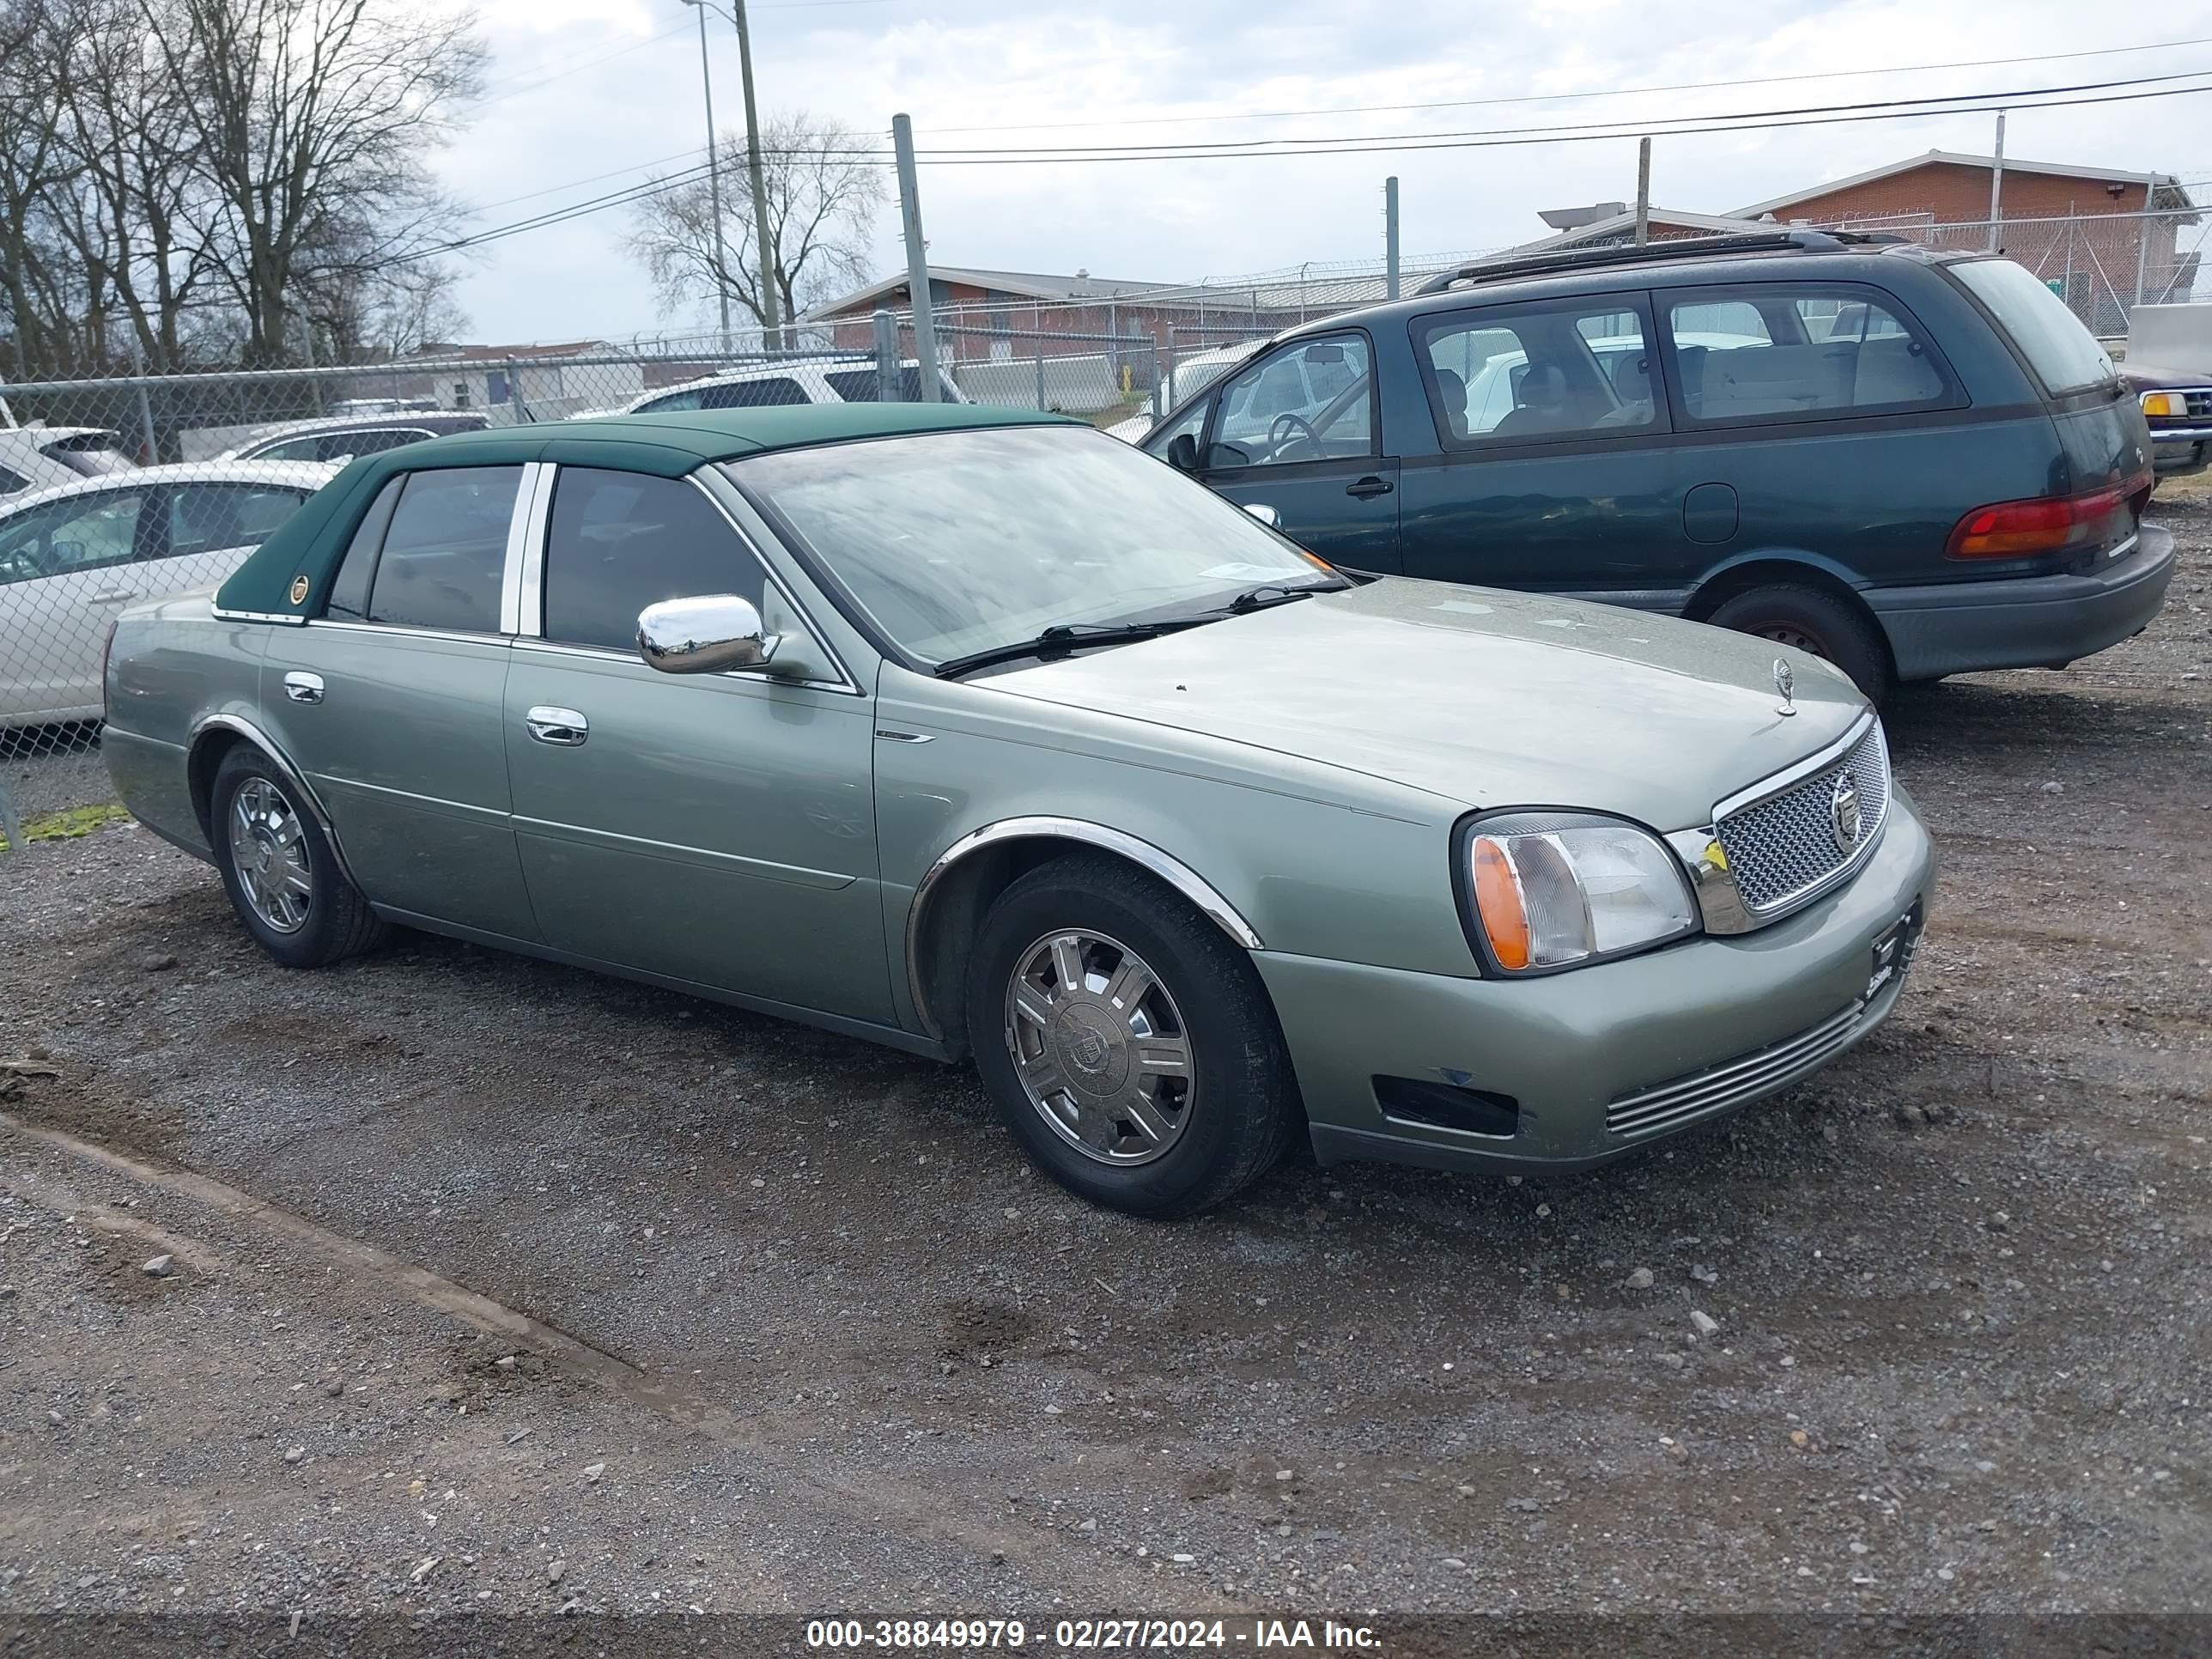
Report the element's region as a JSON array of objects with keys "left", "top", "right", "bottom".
[
  {"left": 636, "top": 593, "right": 779, "bottom": 675},
  {"left": 1243, "top": 501, "right": 1281, "bottom": 527}
]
